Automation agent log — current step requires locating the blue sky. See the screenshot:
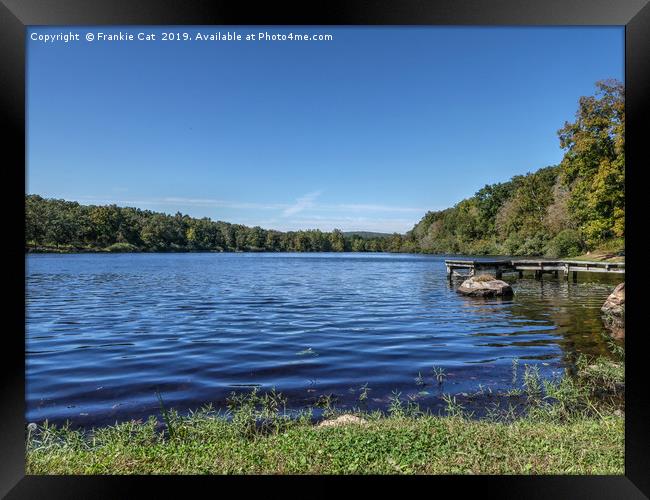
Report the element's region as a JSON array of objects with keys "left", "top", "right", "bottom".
[{"left": 27, "top": 26, "right": 623, "bottom": 233}]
